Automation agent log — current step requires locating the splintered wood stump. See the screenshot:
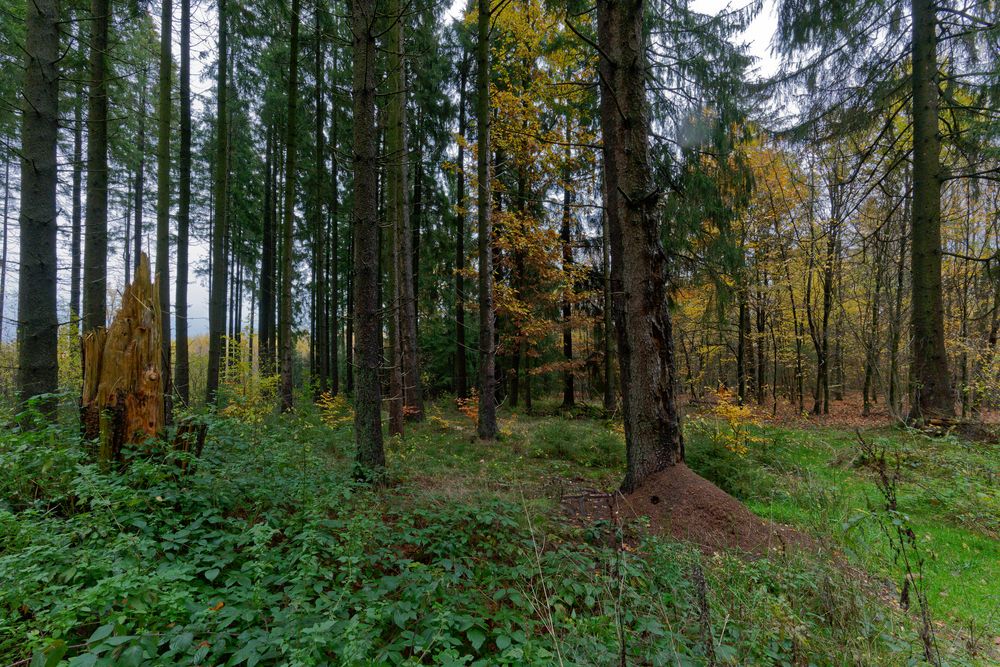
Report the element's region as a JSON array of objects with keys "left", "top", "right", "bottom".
[{"left": 81, "top": 253, "right": 164, "bottom": 463}]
